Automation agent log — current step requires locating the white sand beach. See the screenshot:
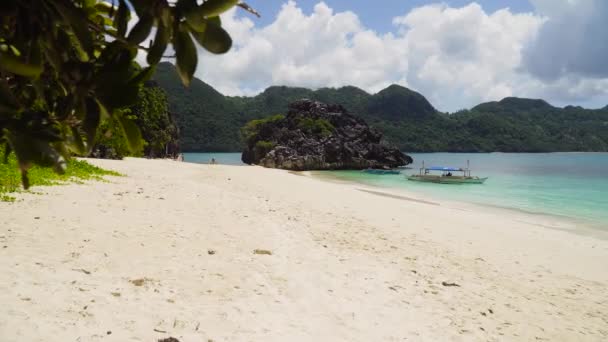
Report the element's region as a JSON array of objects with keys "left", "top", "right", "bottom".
[{"left": 1, "top": 158, "right": 607, "bottom": 342}]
